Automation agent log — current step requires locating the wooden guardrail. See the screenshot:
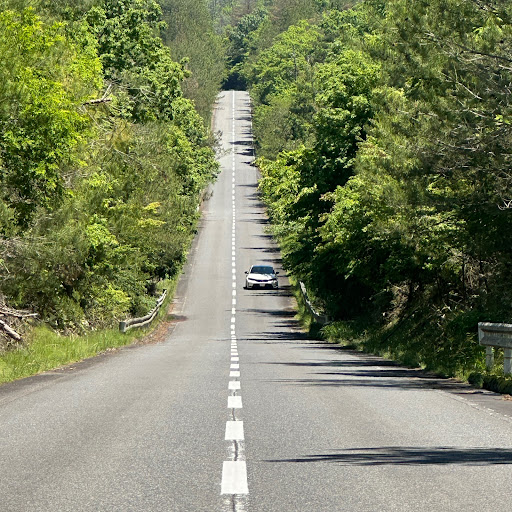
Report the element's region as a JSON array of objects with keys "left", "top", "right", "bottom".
[
  {"left": 119, "top": 290, "right": 167, "bottom": 333},
  {"left": 478, "top": 322, "right": 512, "bottom": 376}
]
